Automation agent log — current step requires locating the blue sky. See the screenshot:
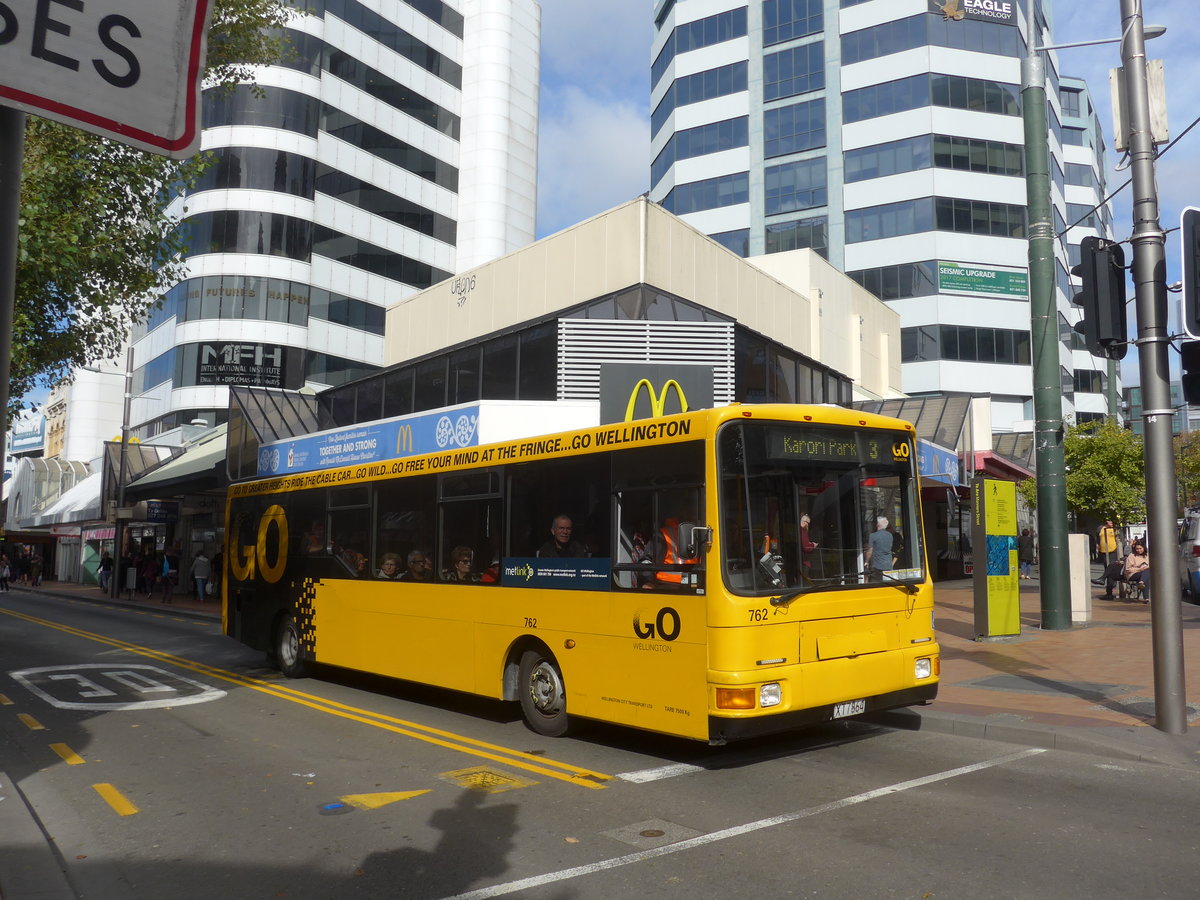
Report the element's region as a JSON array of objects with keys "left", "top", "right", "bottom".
[{"left": 534, "top": 0, "right": 1200, "bottom": 384}]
